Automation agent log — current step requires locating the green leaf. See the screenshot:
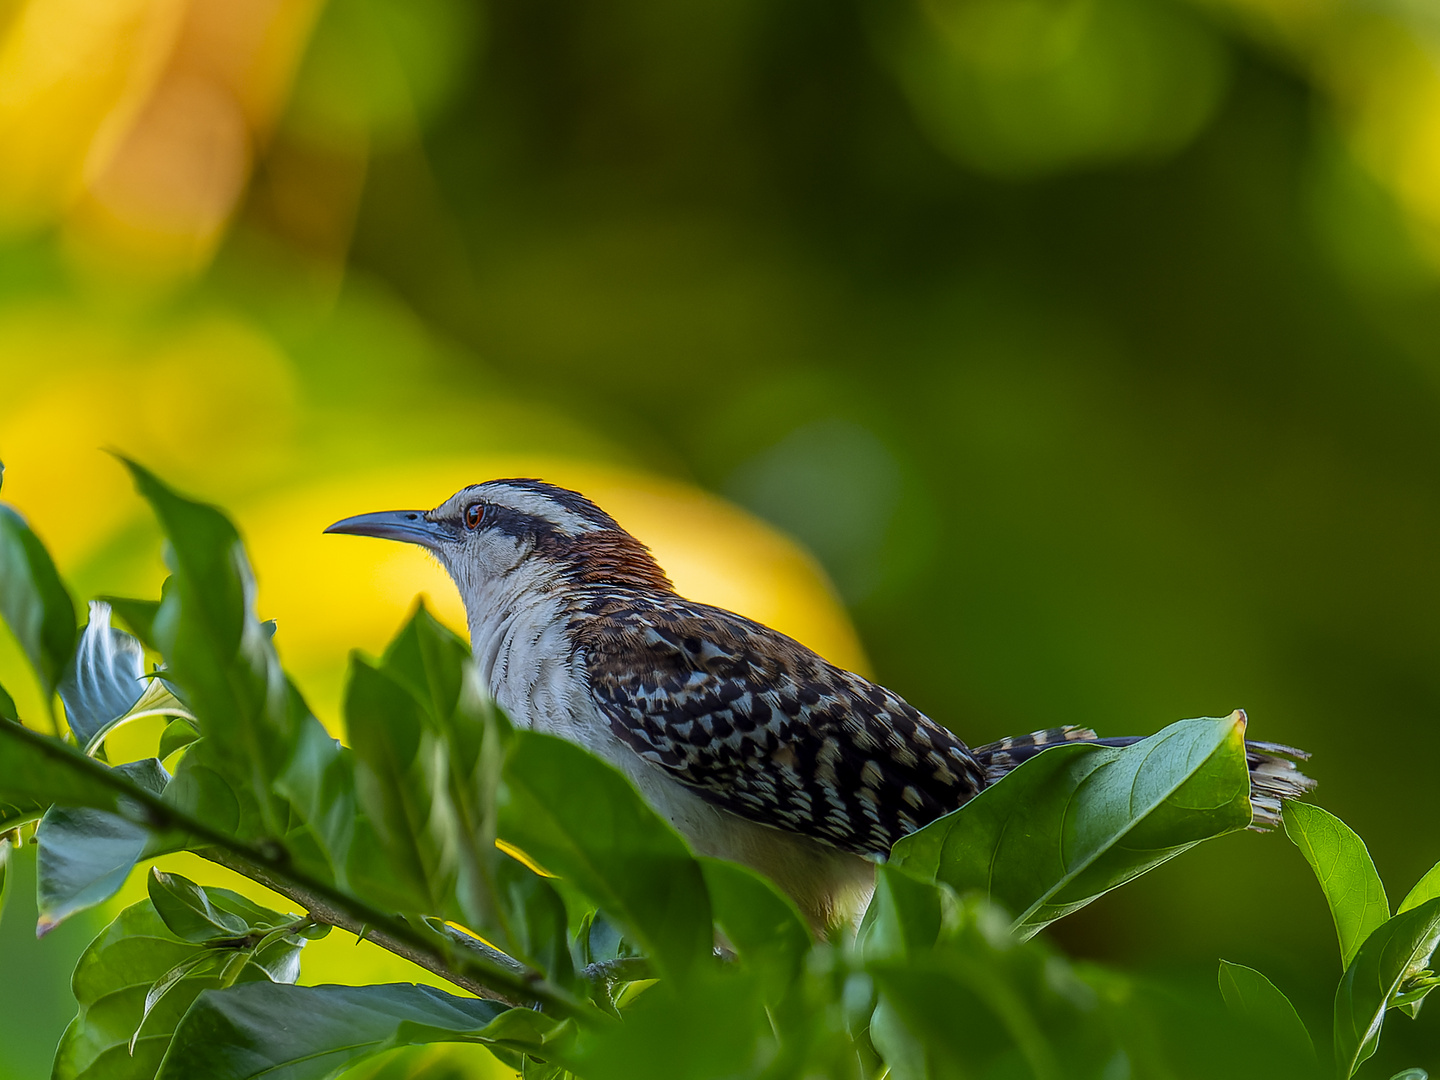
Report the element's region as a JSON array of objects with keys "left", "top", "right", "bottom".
[
  {"left": 0, "top": 716, "right": 131, "bottom": 815},
  {"left": 699, "top": 857, "right": 810, "bottom": 1000},
  {"left": 54, "top": 898, "right": 304, "bottom": 1080},
  {"left": 568, "top": 966, "right": 773, "bottom": 1080},
  {"left": 490, "top": 850, "right": 577, "bottom": 989},
  {"left": 860, "top": 863, "right": 948, "bottom": 962},
  {"left": 0, "top": 502, "right": 77, "bottom": 699},
  {"left": 1283, "top": 801, "right": 1390, "bottom": 969},
  {"left": 1334, "top": 897, "right": 1440, "bottom": 1079},
  {"left": 124, "top": 461, "right": 247, "bottom": 665},
  {"left": 147, "top": 868, "right": 251, "bottom": 943},
  {"left": 892, "top": 715, "right": 1252, "bottom": 938},
  {"left": 123, "top": 461, "right": 309, "bottom": 835},
  {"left": 0, "top": 791, "right": 44, "bottom": 832},
  {"left": 374, "top": 606, "right": 520, "bottom": 946},
  {"left": 155, "top": 982, "right": 517, "bottom": 1080},
  {"left": 498, "top": 730, "right": 712, "bottom": 985},
  {"left": 379, "top": 602, "right": 469, "bottom": 740},
  {"left": 1217, "top": 960, "right": 1315, "bottom": 1061},
  {"left": 344, "top": 655, "right": 459, "bottom": 916},
  {"left": 36, "top": 758, "right": 171, "bottom": 933},
  {"left": 58, "top": 602, "right": 147, "bottom": 749},
  {"left": 158, "top": 718, "right": 201, "bottom": 761},
  {"left": 866, "top": 894, "right": 1107, "bottom": 1080},
  {"left": 273, "top": 719, "right": 356, "bottom": 885},
  {"left": 0, "top": 677, "right": 16, "bottom": 720},
  {"left": 163, "top": 749, "right": 244, "bottom": 835},
  {"left": 98, "top": 595, "right": 162, "bottom": 651},
  {"left": 1398, "top": 860, "right": 1440, "bottom": 916}
]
